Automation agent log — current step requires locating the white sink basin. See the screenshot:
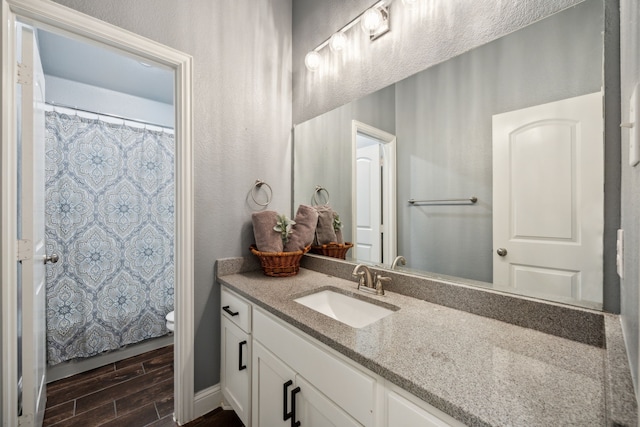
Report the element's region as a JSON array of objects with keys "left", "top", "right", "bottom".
[{"left": 294, "top": 290, "right": 395, "bottom": 328}]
